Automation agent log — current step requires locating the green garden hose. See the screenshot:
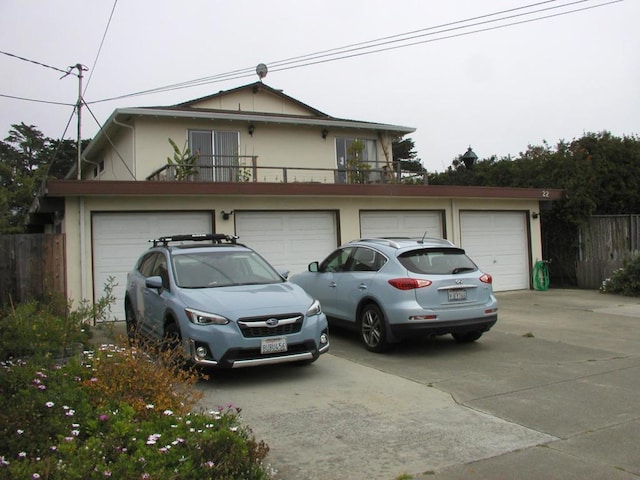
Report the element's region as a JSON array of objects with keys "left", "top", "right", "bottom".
[{"left": 532, "top": 260, "right": 550, "bottom": 291}]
